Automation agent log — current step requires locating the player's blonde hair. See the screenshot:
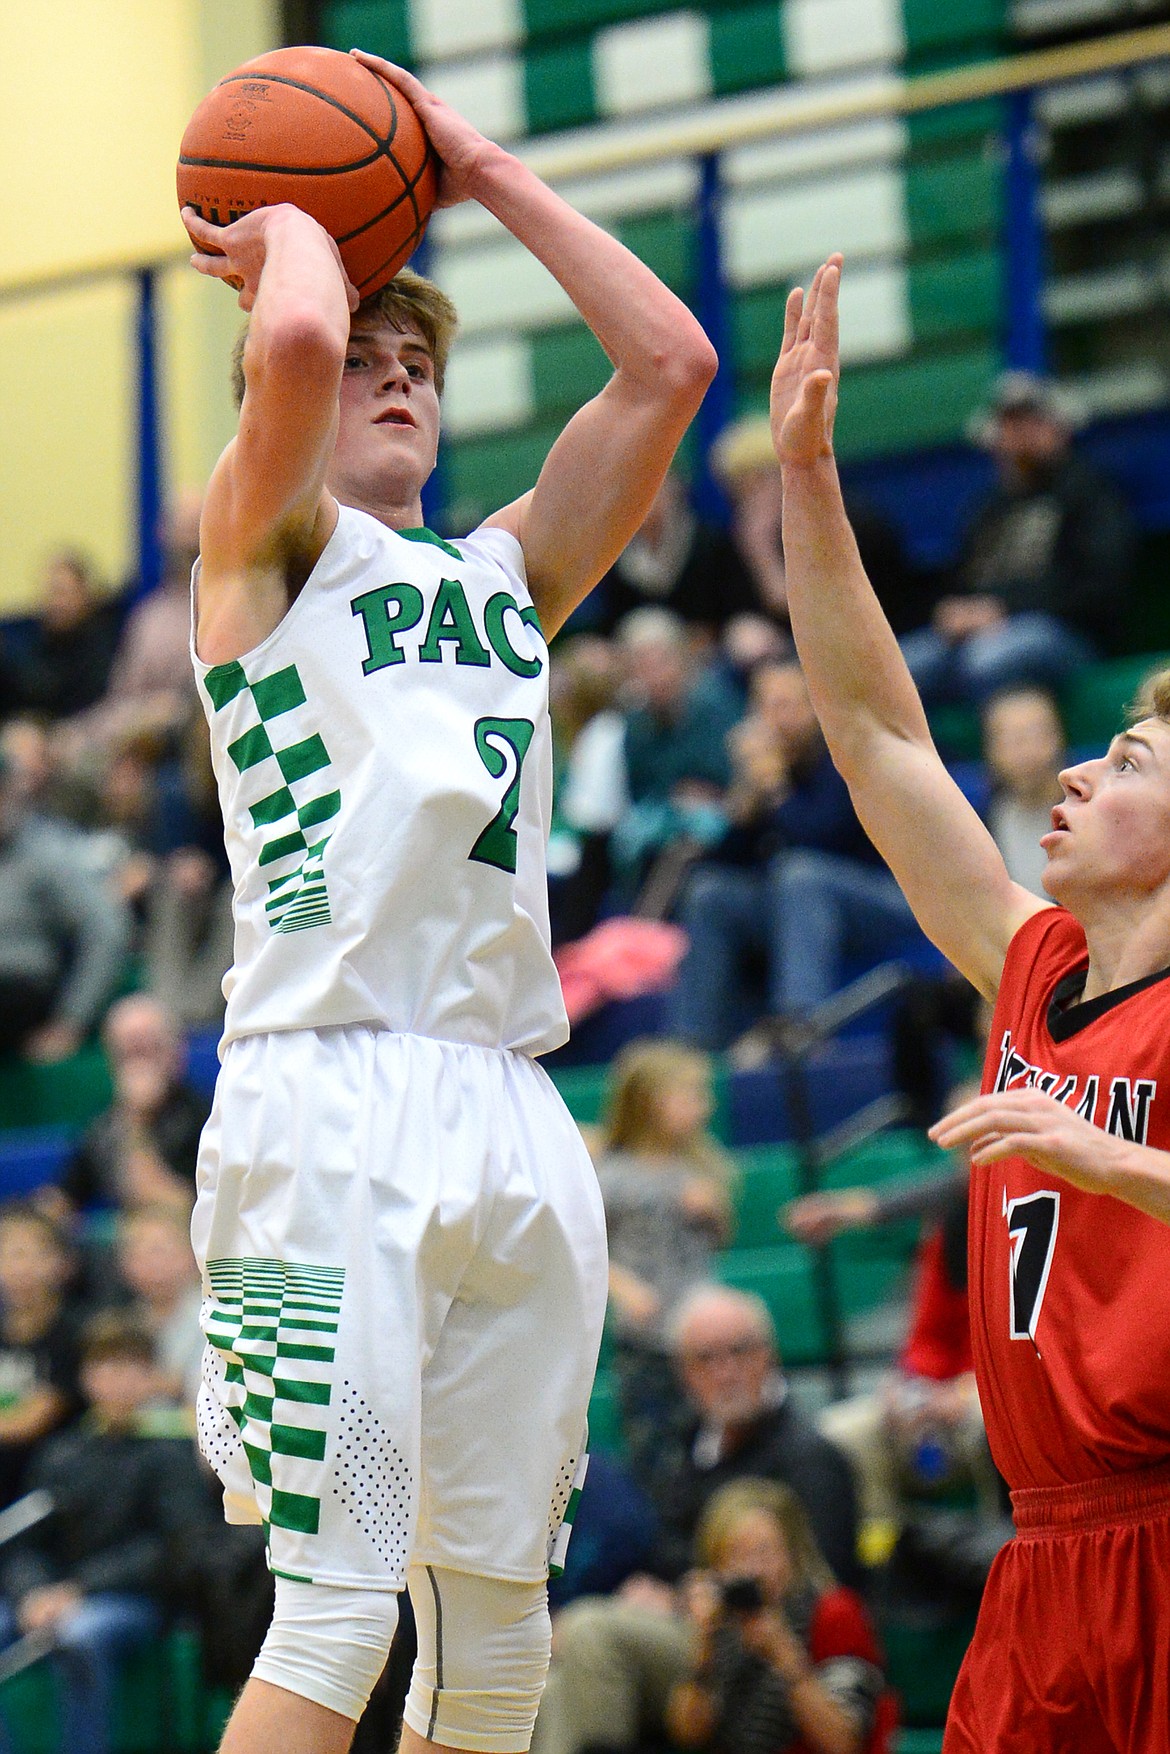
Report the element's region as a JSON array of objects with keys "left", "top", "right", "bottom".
[
  {"left": 694, "top": 1478, "right": 836, "bottom": 1591},
  {"left": 230, "top": 267, "right": 459, "bottom": 408},
  {"left": 1130, "top": 665, "right": 1170, "bottom": 726}
]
